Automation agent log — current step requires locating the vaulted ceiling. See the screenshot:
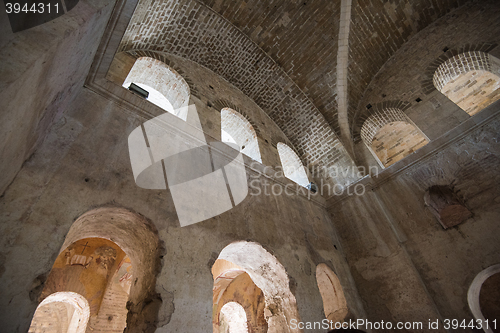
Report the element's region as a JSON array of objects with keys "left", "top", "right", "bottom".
[{"left": 118, "top": 0, "right": 472, "bottom": 164}]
